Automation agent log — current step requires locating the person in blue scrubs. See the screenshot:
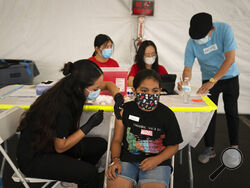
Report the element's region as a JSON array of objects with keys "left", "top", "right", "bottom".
[{"left": 178, "top": 12, "right": 240, "bottom": 164}]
